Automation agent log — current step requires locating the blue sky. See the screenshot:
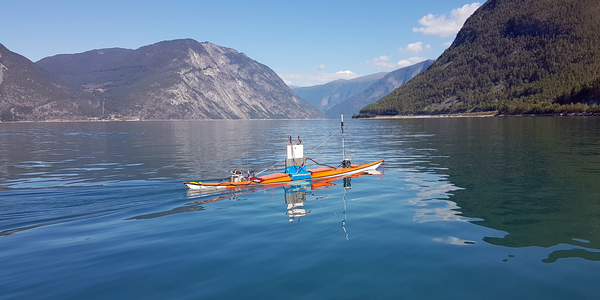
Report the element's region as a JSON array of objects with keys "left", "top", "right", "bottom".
[{"left": 1, "top": 0, "right": 481, "bottom": 86}]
